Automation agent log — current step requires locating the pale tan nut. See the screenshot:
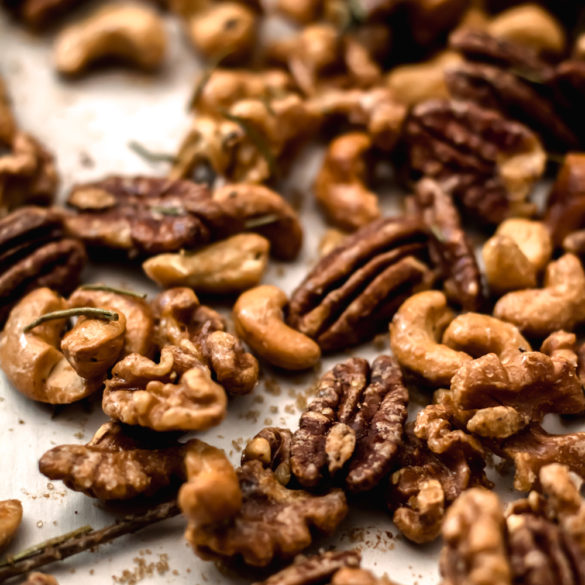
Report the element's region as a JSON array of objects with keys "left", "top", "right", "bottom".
[
  {"left": 487, "top": 4, "right": 565, "bottom": 55},
  {"left": 54, "top": 3, "right": 167, "bottom": 76},
  {"left": 0, "top": 499, "right": 22, "bottom": 551},
  {"left": 465, "top": 406, "right": 530, "bottom": 440},
  {"left": 389, "top": 291, "right": 471, "bottom": 387},
  {"left": 143, "top": 233, "right": 270, "bottom": 294},
  {"left": 494, "top": 253, "right": 585, "bottom": 337},
  {"left": 103, "top": 344, "right": 227, "bottom": 432},
  {"left": 495, "top": 219, "right": 552, "bottom": 272},
  {"left": 22, "top": 574, "right": 59, "bottom": 585},
  {"left": 0, "top": 288, "right": 102, "bottom": 404},
  {"left": 314, "top": 133, "right": 380, "bottom": 232},
  {"left": 386, "top": 51, "right": 462, "bottom": 107},
  {"left": 318, "top": 228, "right": 347, "bottom": 259},
  {"left": 233, "top": 285, "right": 321, "bottom": 371},
  {"left": 439, "top": 488, "right": 512, "bottom": 585},
  {"left": 332, "top": 567, "right": 397, "bottom": 585}
]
